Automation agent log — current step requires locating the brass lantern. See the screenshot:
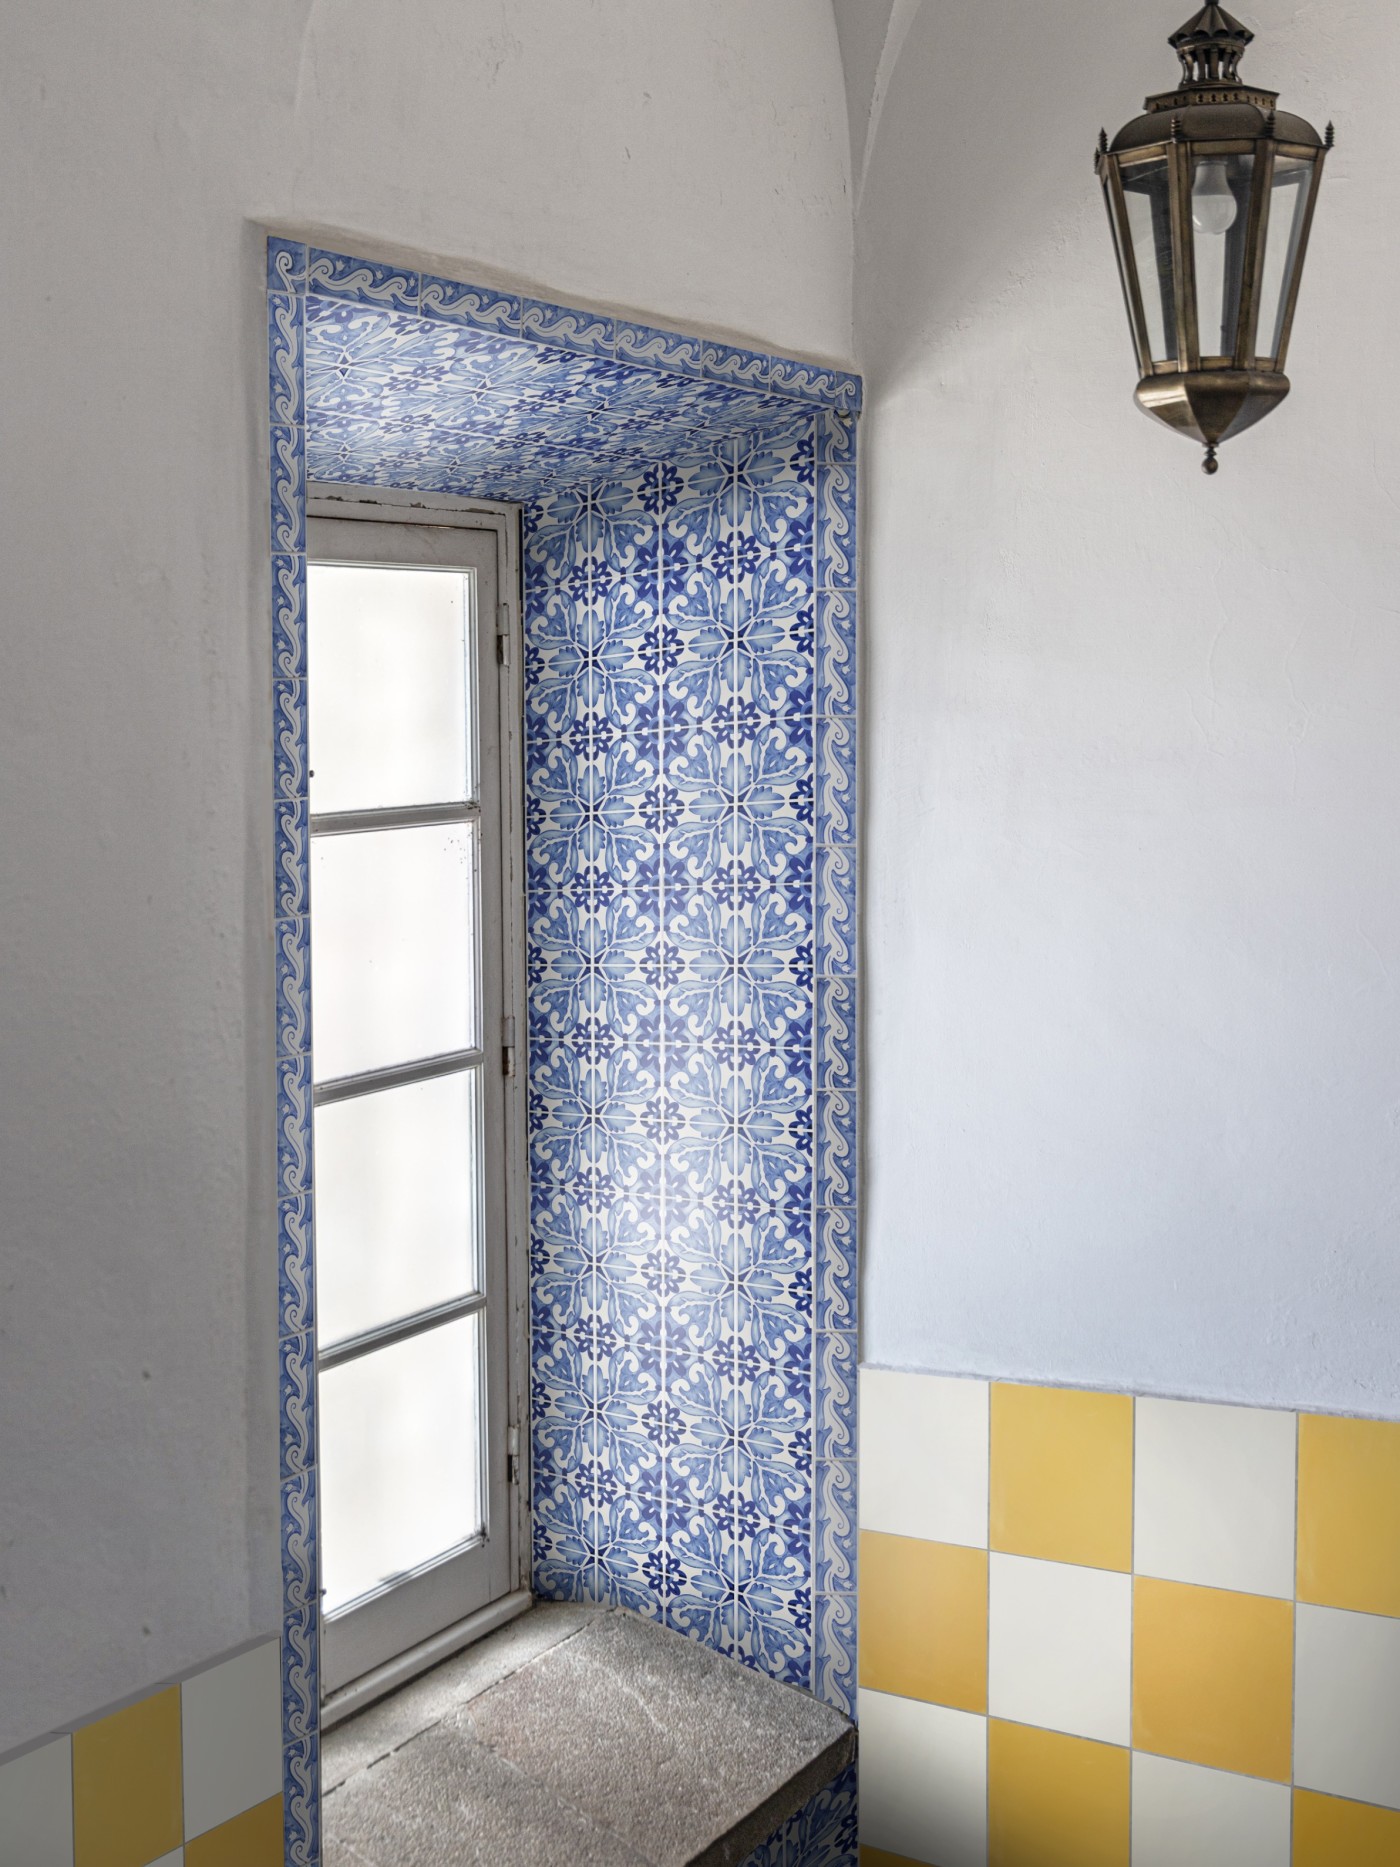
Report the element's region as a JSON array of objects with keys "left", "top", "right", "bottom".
[{"left": 1098, "top": 5, "right": 1331, "bottom": 472}]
